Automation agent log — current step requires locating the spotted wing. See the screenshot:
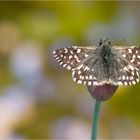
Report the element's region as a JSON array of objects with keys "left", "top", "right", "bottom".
[
  {"left": 72, "top": 58, "right": 99, "bottom": 86},
  {"left": 114, "top": 57, "right": 139, "bottom": 86},
  {"left": 114, "top": 46, "right": 140, "bottom": 69},
  {"left": 114, "top": 46, "right": 140, "bottom": 86},
  {"left": 53, "top": 46, "right": 96, "bottom": 70}
]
